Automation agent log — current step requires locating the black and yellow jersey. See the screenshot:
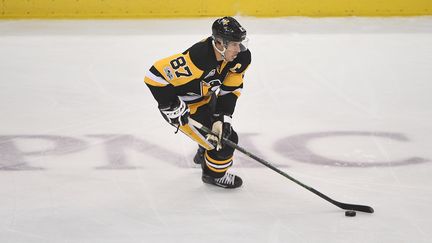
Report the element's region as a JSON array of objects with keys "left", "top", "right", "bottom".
[{"left": 144, "top": 37, "right": 251, "bottom": 115}]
